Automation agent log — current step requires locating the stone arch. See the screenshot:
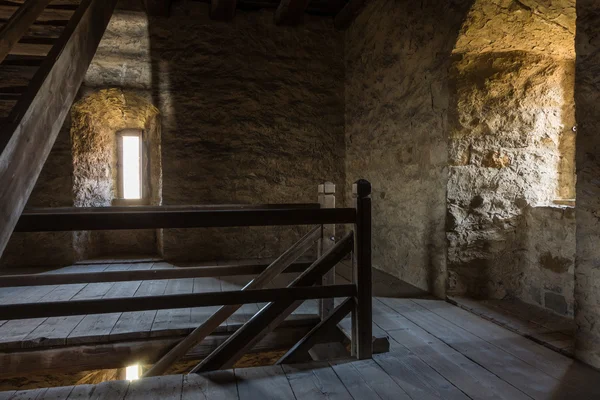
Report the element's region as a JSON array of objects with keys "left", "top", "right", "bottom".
[
  {"left": 446, "top": 0, "right": 576, "bottom": 313},
  {"left": 70, "top": 88, "right": 162, "bottom": 260}
]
